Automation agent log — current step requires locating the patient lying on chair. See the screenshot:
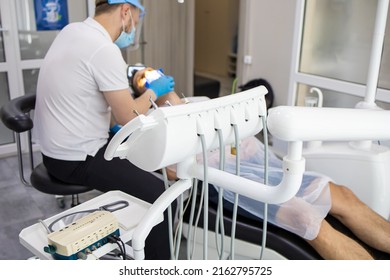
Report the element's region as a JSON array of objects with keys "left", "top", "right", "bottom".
[{"left": 203, "top": 136, "right": 390, "bottom": 260}]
